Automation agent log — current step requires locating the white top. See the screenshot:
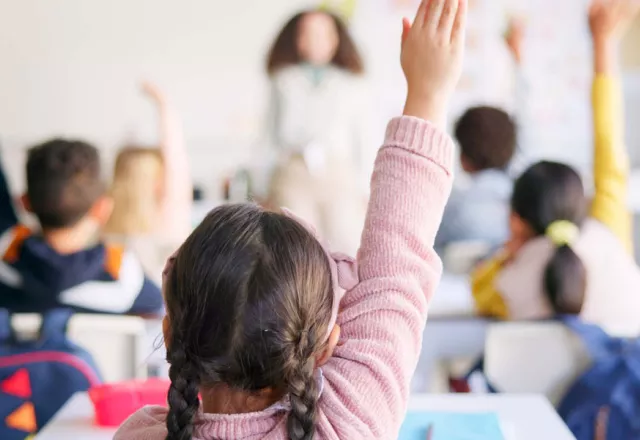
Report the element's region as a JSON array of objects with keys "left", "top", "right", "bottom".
[
  {"left": 258, "top": 65, "right": 375, "bottom": 195},
  {"left": 36, "top": 393, "right": 575, "bottom": 440}
]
